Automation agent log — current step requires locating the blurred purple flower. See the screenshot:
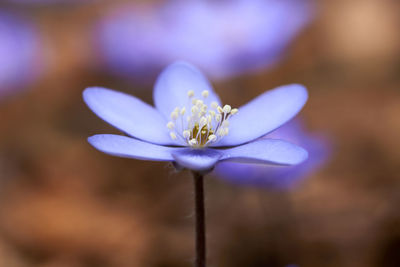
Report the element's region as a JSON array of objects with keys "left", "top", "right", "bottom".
[
  {"left": 95, "top": 0, "right": 313, "bottom": 81},
  {"left": 0, "top": 11, "right": 41, "bottom": 99},
  {"left": 215, "top": 119, "right": 330, "bottom": 189},
  {"left": 84, "top": 61, "right": 308, "bottom": 173},
  {"left": 5, "top": 0, "right": 92, "bottom": 4}
]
